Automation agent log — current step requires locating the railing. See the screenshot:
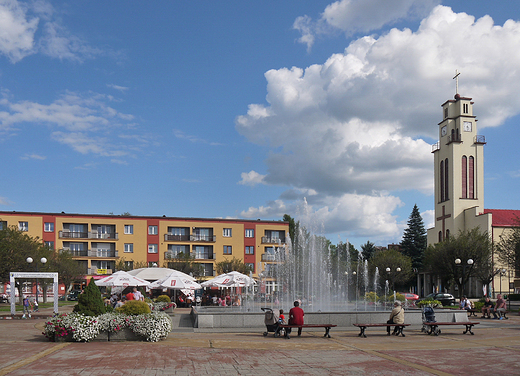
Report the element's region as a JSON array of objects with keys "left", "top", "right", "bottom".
[
  {"left": 431, "top": 142, "right": 440, "bottom": 153},
  {"left": 447, "top": 133, "right": 462, "bottom": 144},
  {"left": 190, "top": 235, "right": 216, "bottom": 242},
  {"left": 88, "top": 268, "right": 113, "bottom": 275},
  {"left": 67, "top": 249, "right": 89, "bottom": 257},
  {"left": 59, "top": 231, "right": 118, "bottom": 240},
  {"left": 59, "top": 231, "right": 88, "bottom": 239},
  {"left": 474, "top": 135, "right": 486, "bottom": 144},
  {"left": 261, "top": 253, "right": 276, "bottom": 262},
  {"left": 164, "top": 234, "right": 191, "bottom": 242},
  {"left": 261, "top": 236, "right": 286, "bottom": 244},
  {"left": 191, "top": 253, "right": 216, "bottom": 260},
  {"left": 88, "top": 250, "right": 118, "bottom": 258}
]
